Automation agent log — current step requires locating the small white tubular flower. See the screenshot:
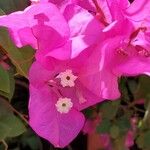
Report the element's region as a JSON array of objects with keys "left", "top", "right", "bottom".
[
  {"left": 56, "top": 69, "right": 78, "bottom": 87},
  {"left": 55, "top": 97, "right": 73, "bottom": 114}
]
